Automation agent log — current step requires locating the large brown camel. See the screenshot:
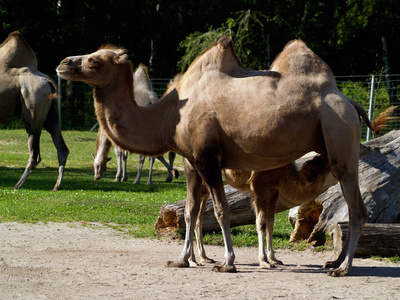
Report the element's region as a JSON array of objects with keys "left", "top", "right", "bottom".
[
  {"left": 57, "top": 37, "right": 380, "bottom": 276},
  {"left": 1, "top": 31, "right": 69, "bottom": 191},
  {"left": 92, "top": 63, "right": 179, "bottom": 184}
]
